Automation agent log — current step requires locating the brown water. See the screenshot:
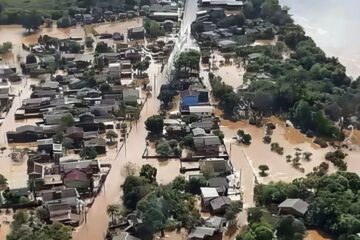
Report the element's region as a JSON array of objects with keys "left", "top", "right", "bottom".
[{"left": 305, "top": 230, "right": 333, "bottom": 240}]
